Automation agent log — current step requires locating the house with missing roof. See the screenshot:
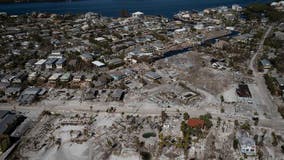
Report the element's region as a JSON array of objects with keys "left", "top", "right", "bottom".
[
  {"left": 236, "top": 130, "right": 256, "bottom": 156},
  {"left": 0, "top": 111, "right": 26, "bottom": 155},
  {"left": 236, "top": 83, "right": 252, "bottom": 103},
  {"left": 17, "top": 87, "right": 42, "bottom": 105},
  {"left": 110, "top": 89, "right": 125, "bottom": 101}
]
